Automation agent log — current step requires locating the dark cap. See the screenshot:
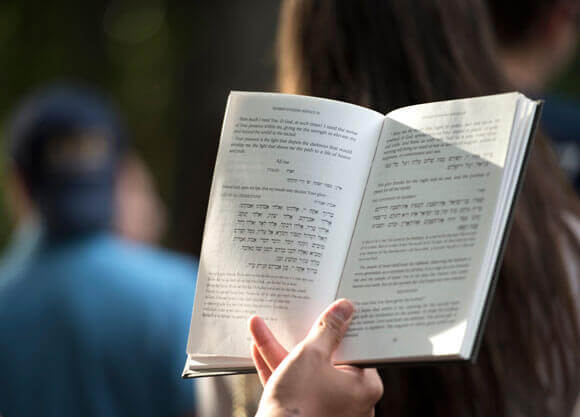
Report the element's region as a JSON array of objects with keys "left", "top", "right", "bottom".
[{"left": 7, "top": 85, "right": 128, "bottom": 236}]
